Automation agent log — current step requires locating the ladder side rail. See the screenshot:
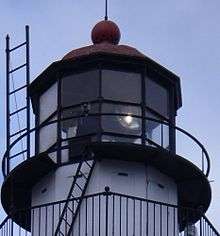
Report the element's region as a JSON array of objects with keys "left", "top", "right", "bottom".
[{"left": 25, "top": 25, "right": 31, "bottom": 159}]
